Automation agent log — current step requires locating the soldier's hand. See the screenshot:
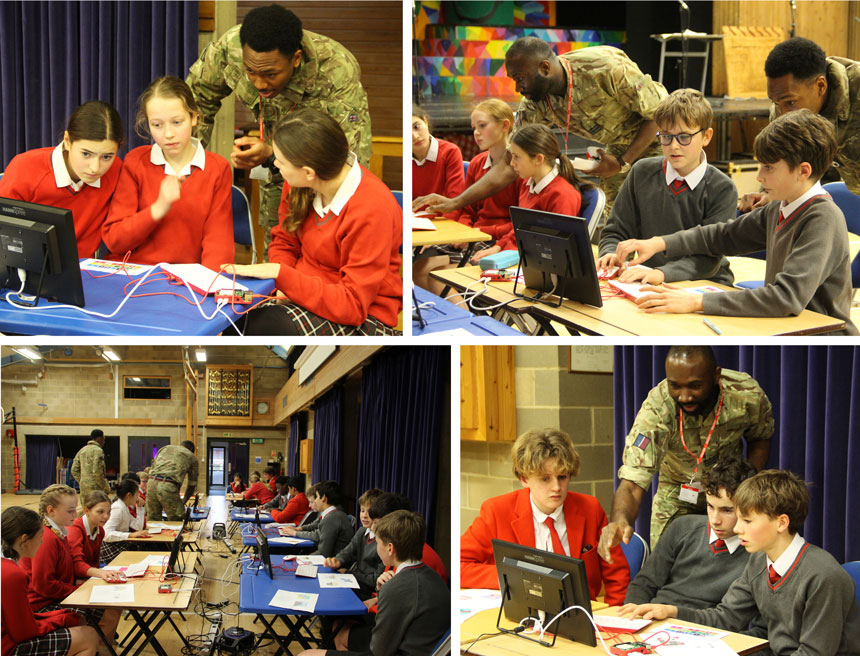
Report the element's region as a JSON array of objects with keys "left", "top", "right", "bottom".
[
  {"left": 589, "top": 150, "right": 622, "bottom": 178},
  {"left": 231, "top": 136, "right": 272, "bottom": 169},
  {"left": 738, "top": 192, "right": 769, "bottom": 213},
  {"left": 598, "top": 521, "right": 634, "bottom": 562},
  {"left": 413, "top": 193, "right": 457, "bottom": 214}
]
